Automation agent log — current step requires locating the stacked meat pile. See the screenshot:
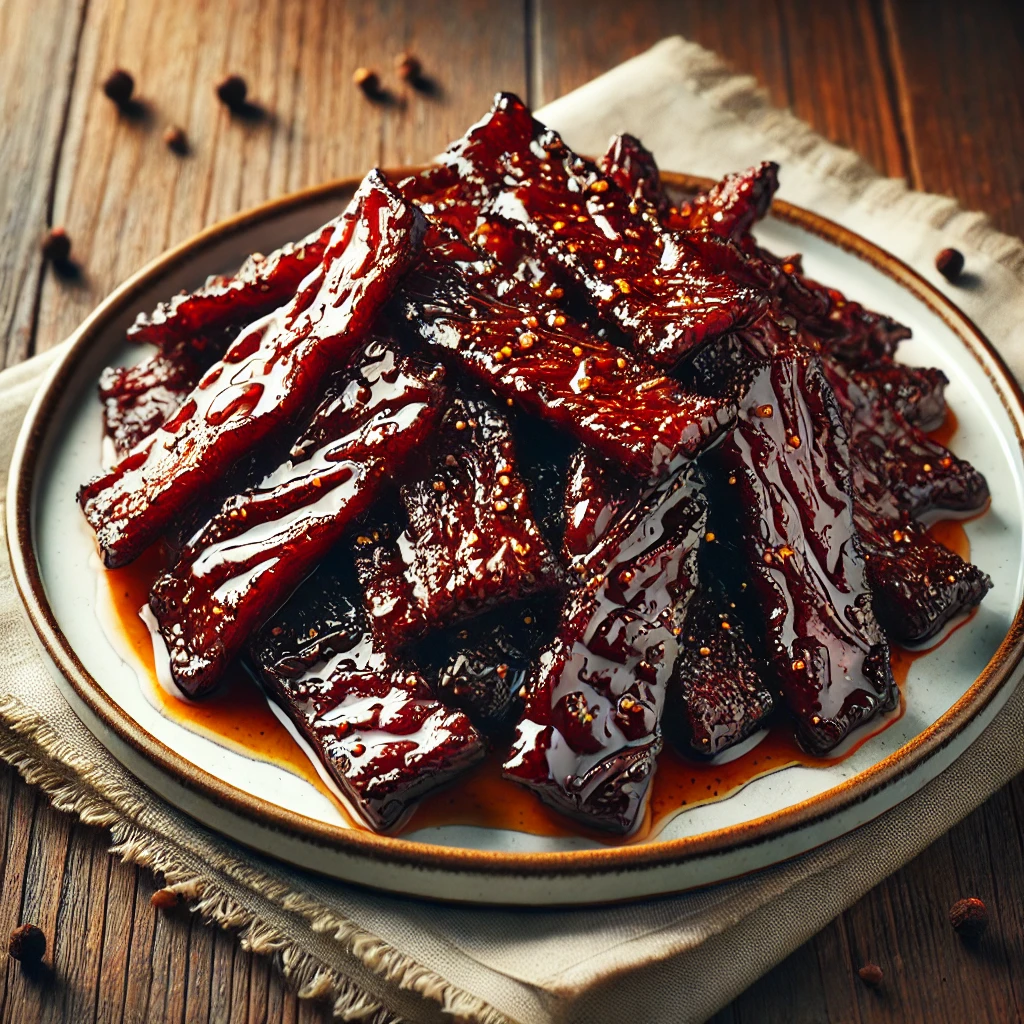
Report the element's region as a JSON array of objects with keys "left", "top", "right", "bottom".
[{"left": 80, "top": 94, "right": 991, "bottom": 835}]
